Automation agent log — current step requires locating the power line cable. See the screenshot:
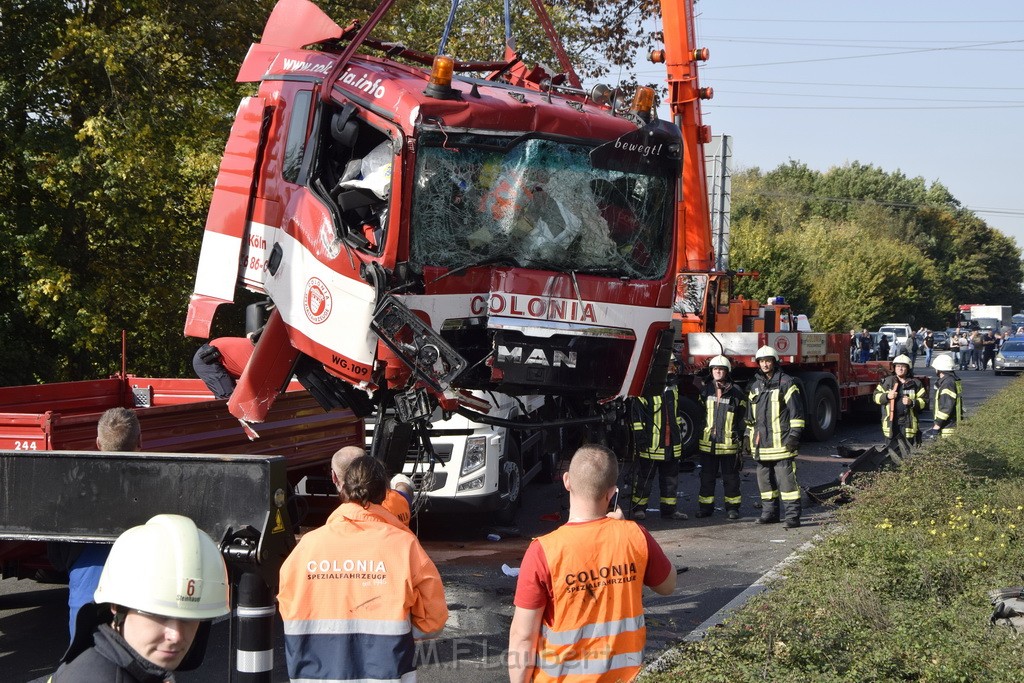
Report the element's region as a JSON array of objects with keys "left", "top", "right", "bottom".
[
  {"left": 720, "top": 89, "right": 1024, "bottom": 104},
  {"left": 698, "top": 18, "right": 1024, "bottom": 25},
  {"left": 701, "top": 77, "right": 1024, "bottom": 92},
  {"left": 744, "top": 190, "right": 1024, "bottom": 218},
  {"left": 702, "top": 35, "right": 1022, "bottom": 46},
  {"left": 704, "top": 38, "right": 1024, "bottom": 69},
  {"left": 713, "top": 103, "right": 1024, "bottom": 110}
]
